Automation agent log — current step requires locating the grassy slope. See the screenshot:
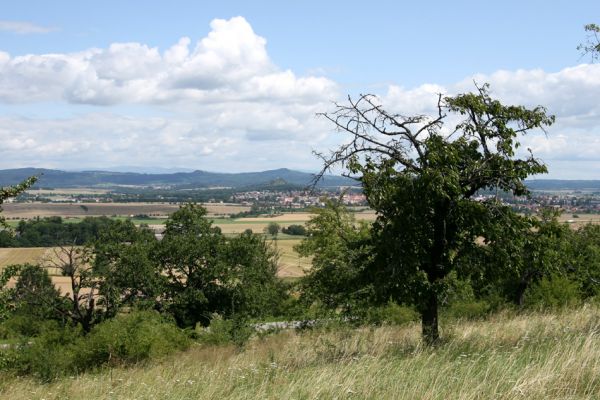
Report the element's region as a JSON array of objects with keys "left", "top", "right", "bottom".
[{"left": 2, "top": 306, "right": 600, "bottom": 399}]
